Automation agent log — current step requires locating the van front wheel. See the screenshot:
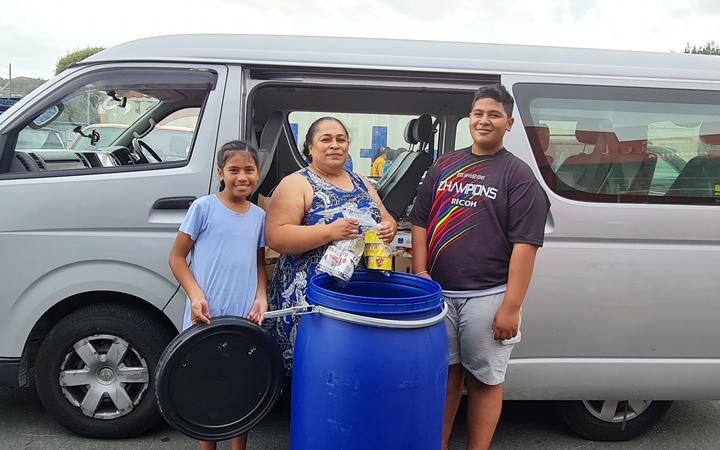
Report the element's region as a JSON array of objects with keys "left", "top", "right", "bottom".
[
  {"left": 559, "top": 400, "right": 672, "bottom": 441},
  {"left": 34, "top": 303, "right": 175, "bottom": 438}
]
